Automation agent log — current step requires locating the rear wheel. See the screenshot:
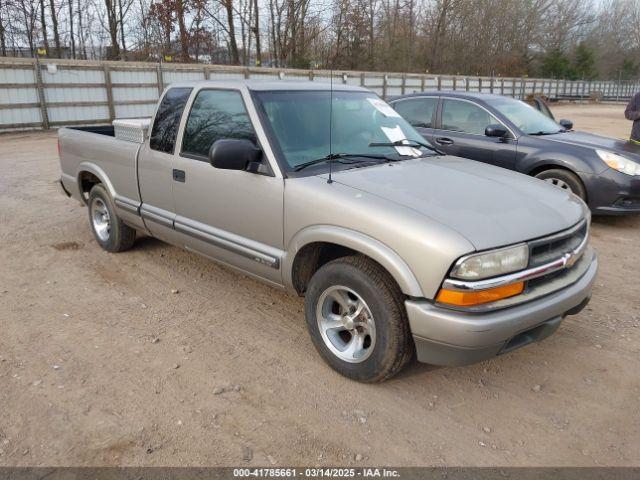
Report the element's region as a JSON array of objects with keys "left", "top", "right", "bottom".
[
  {"left": 534, "top": 168, "right": 586, "bottom": 201},
  {"left": 304, "top": 256, "right": 413, "bottom": 382},
  {"left": 88, "top": 184, "right": 136, "bottom": 252}
]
